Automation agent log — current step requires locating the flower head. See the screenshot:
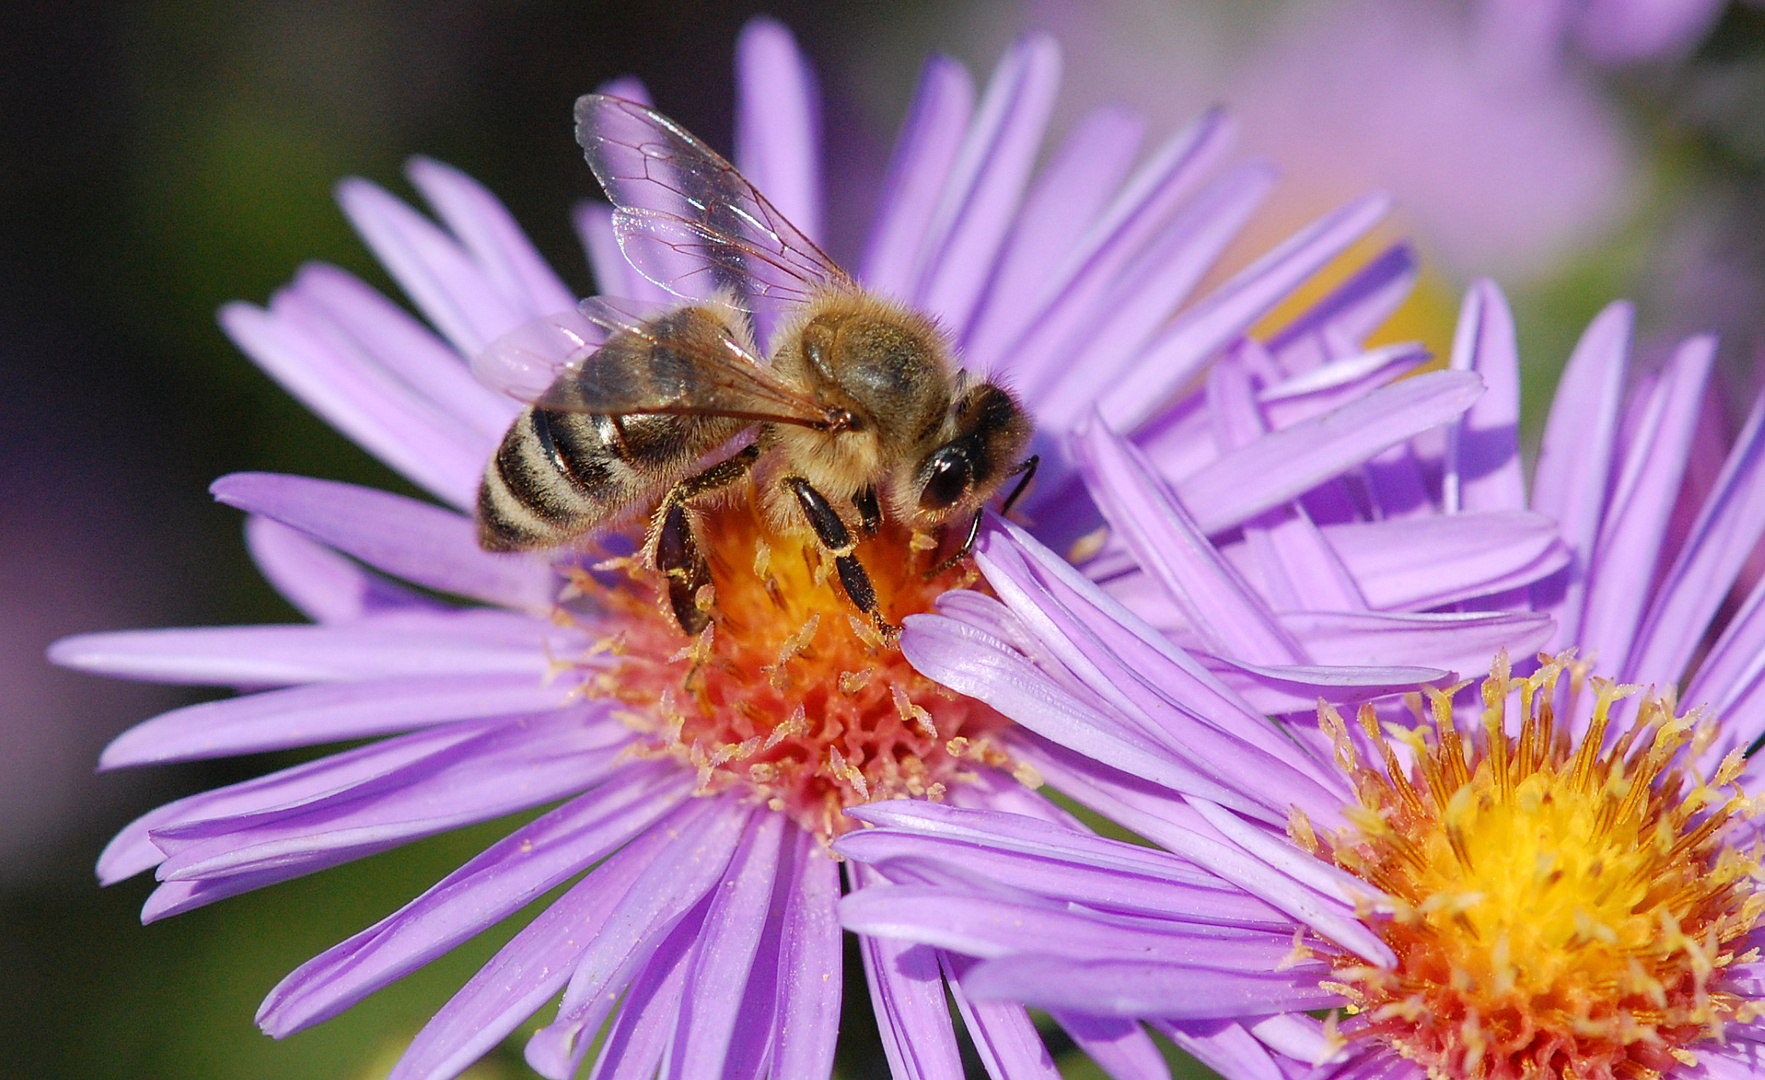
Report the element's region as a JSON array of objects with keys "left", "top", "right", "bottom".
[
  {"left": 838, "top": 283, "right": 1765, "bottom": 1080},
  {"left": 48, "top": 16, "right": 1559, "bottom": 1080}
]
